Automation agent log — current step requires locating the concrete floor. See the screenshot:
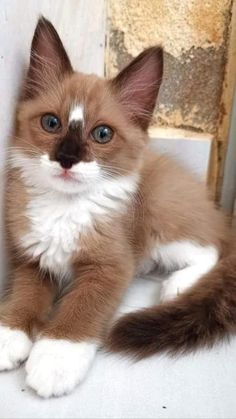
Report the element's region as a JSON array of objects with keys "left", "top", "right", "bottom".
[{"left": 1, "top": 276, "right": 236, "bottom": 419}]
